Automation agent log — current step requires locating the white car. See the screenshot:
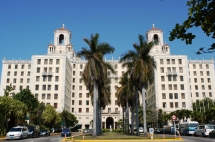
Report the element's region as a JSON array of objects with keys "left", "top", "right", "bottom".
[
  {"left": 6, "top": 126, "right": 29, "bottom": 140},
  {"left": 139, "top": 127, "right": 144, "bottom": 133},
  {"left": 194, "top": 124, "right": 215, "bottom": 137}
]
